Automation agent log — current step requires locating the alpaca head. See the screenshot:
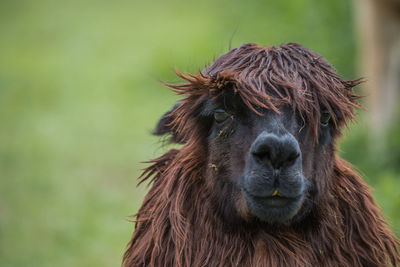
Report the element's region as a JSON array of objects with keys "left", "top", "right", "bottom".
[{"left": 155, "top": 43, "right": 361, "bottom": 225}]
